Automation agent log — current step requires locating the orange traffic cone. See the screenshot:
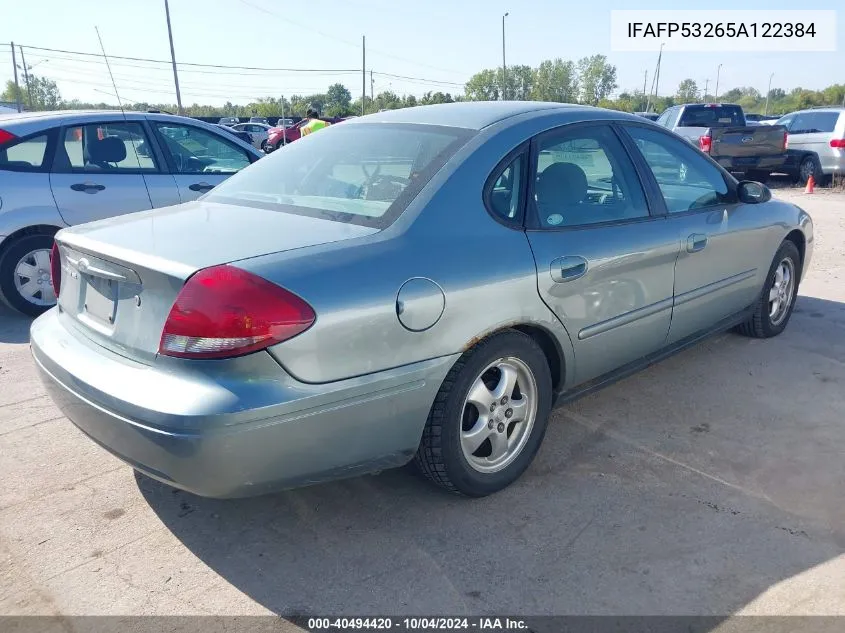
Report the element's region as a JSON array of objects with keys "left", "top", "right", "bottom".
[{"left": 805, "top": 174, "right": 815, "bottom": 194}]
